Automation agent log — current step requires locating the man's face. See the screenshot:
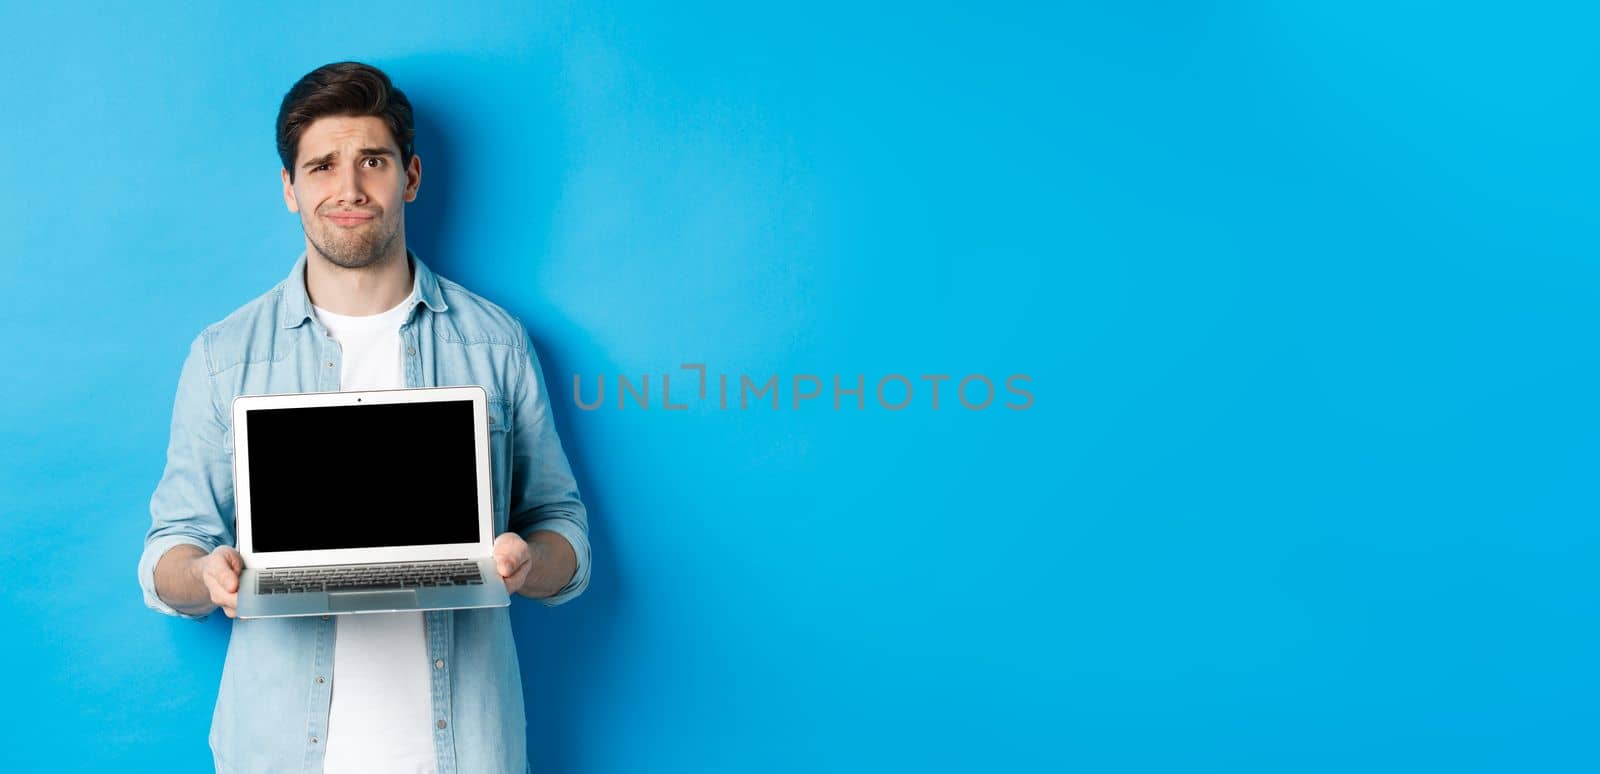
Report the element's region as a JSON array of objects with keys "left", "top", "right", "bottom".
[{"left": 281, "top": 115, "right": 421, "bottom": 269}]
